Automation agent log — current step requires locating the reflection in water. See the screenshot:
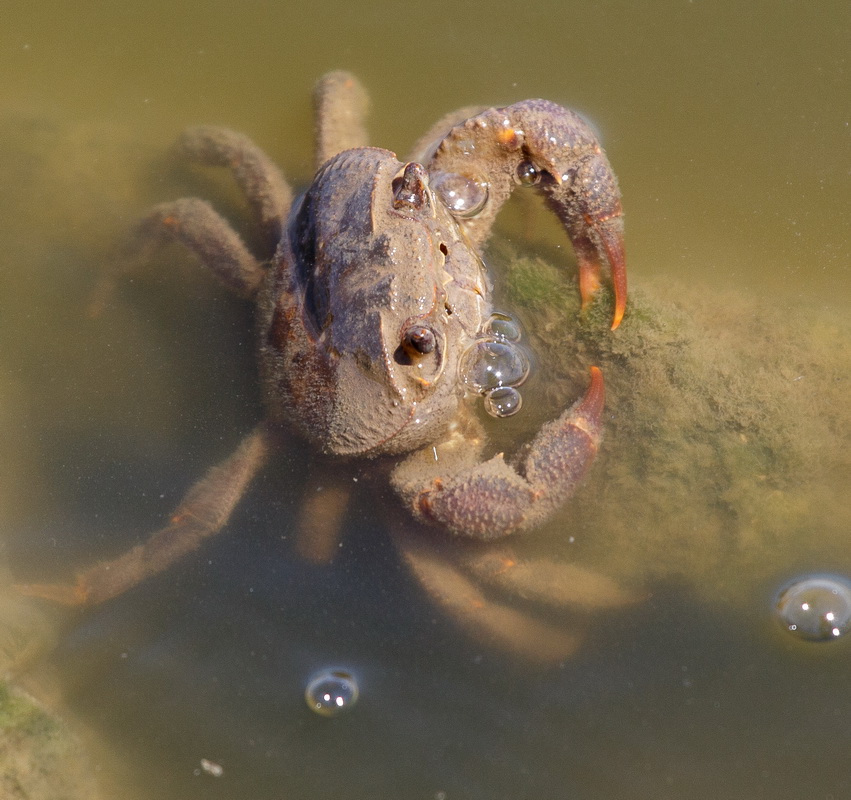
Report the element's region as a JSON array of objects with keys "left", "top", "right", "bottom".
[{"left": 1, "top": 1, "right": 849, "bottom": 797}]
